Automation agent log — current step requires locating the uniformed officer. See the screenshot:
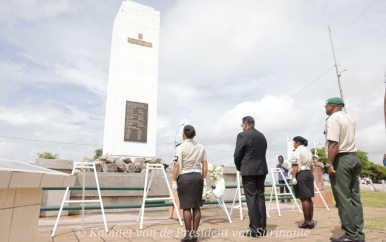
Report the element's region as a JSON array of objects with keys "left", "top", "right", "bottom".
[
  {"left": 172, "top": 125, "right": 208, "bottom": 242},
  {"left": 312, "top": 155, "right": 325, "bottom": 169},
  {"left": 312, "top": 155, "right": 325, "bottom": 191},
  {"left": 290, "top": 136, "right": 314, "bottom": 229},
  {"left": 324, "top": 97, "right": 365, "bottom": 242}
]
